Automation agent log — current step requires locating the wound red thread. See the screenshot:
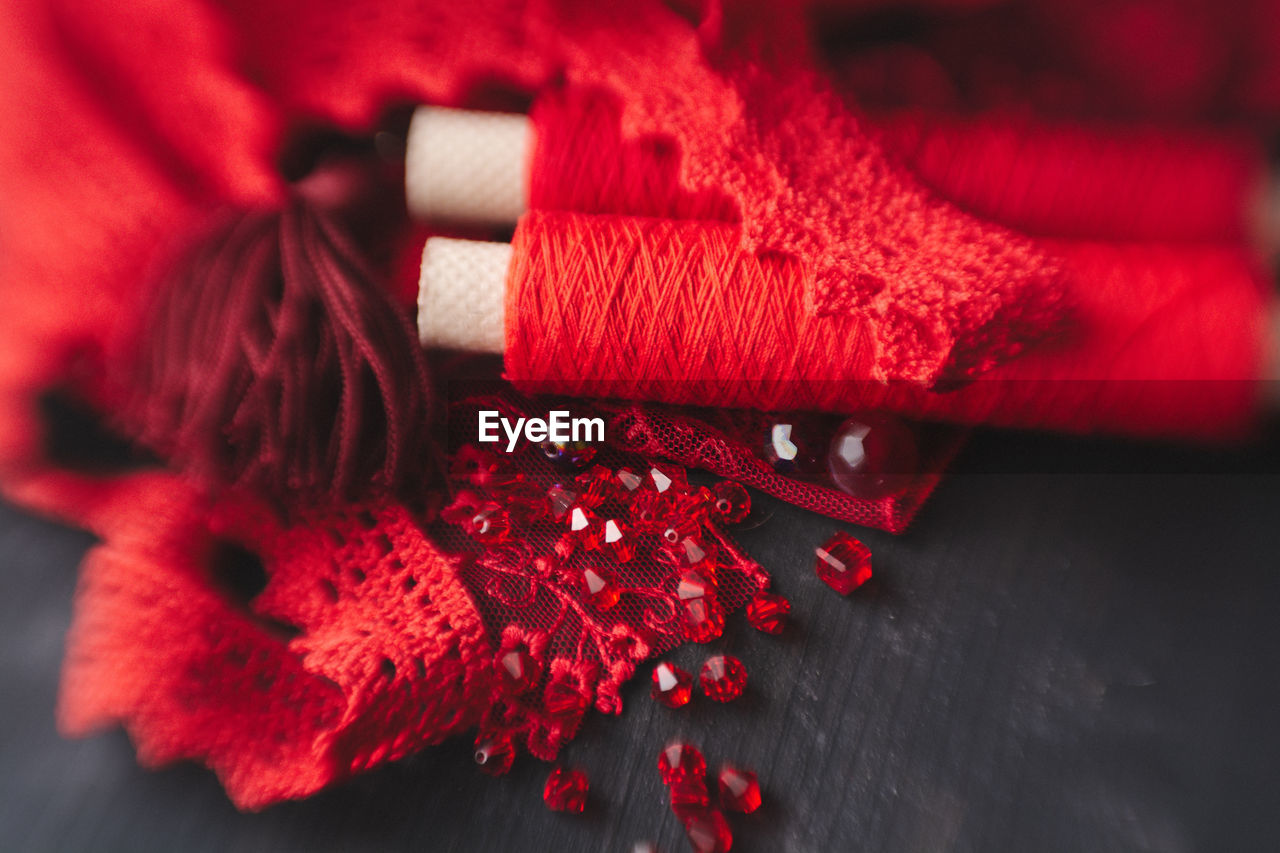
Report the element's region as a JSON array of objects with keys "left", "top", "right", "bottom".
[{"left": 505, "top": 211, "right": 1268, "bottom": 440}]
